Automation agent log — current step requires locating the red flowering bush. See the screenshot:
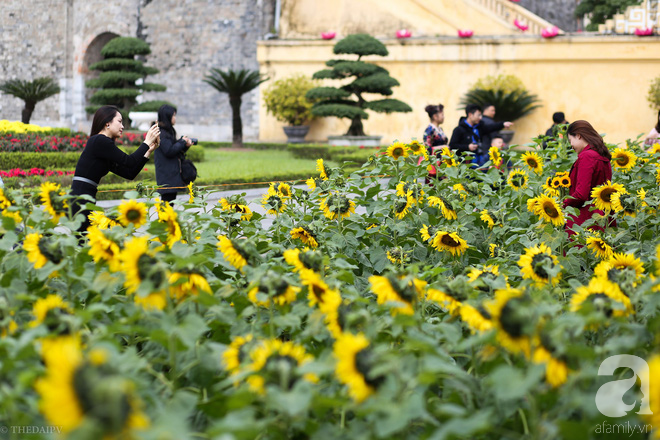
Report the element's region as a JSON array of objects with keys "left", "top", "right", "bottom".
[
  {"left": 0, "top": 131, "right": 143, "bottom": 153},
  {"left": 0, "top": 168, "right": 74, "bottom": 178}
]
